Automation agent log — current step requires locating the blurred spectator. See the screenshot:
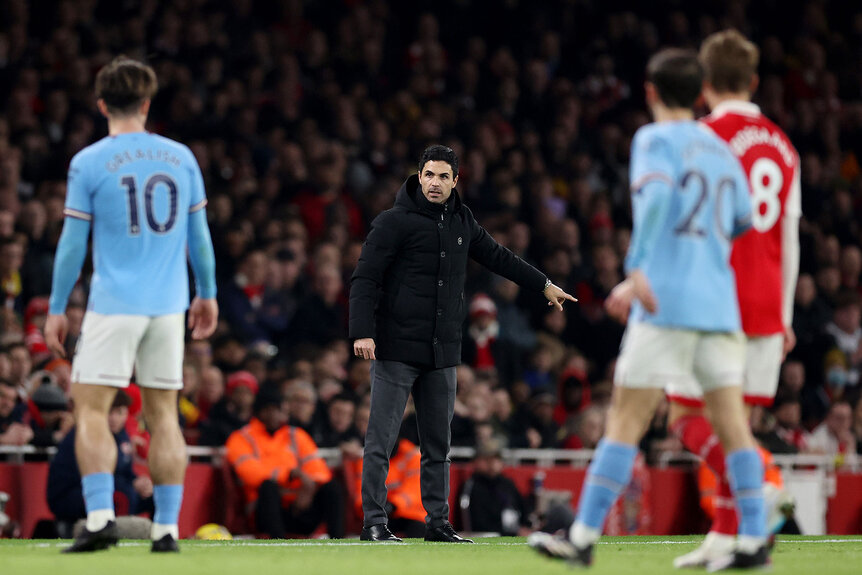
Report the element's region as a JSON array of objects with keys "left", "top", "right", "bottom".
[
  {"left": 22, "top": 297, "right": 50, "bottom": 365},
  {"left": 765, "top": 394, "right": 810, "bottom": 453},
  {"left": 6, "top": 342, "right": 31, "bottom": 397},
  {"left": 0, "top": 238, "right": 24, "bottom": 312},
  {"left": 462, "top": 293, "right": 522, "bottom": 388},
  {"left": 225, "top": 386, "right": 344, "bottom": 538},
  {"left": 199, "top": 371, "right": 258, "bottom": 446},
  {"left": 285, "top": 380, "right": 323, "bottom": 440},
  {"left": 490, "top": 278, "right": 537, "bottom": 352},
  {"left": 807, "top": 401, "right": 858, "bottom": 467},
  {"left": 823, "top": 291, "right": 862, "bottom": 397},
  {"left": 47, "top": 391, "right": 153, "bottom": 527},
  {"left": 458, "top": 439, "right": 529, "bottom": 536},
  {"left": 563, "top": 405, "right": 605, "bottom": 450},
  {"left": 25, "top": 383, "right": 73, "bottom": 447},
  {"left": 196, "top": 366, "right": 225, "bottom": 422},
  {"left": 0, "top": 380, "right": 30, "bottom": 445},
  {"left": 318, "top": 393, "right": 359, "bottom": 448},
  {"left": 287, "top": 264, "right": 347, "bottom": 348}
]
